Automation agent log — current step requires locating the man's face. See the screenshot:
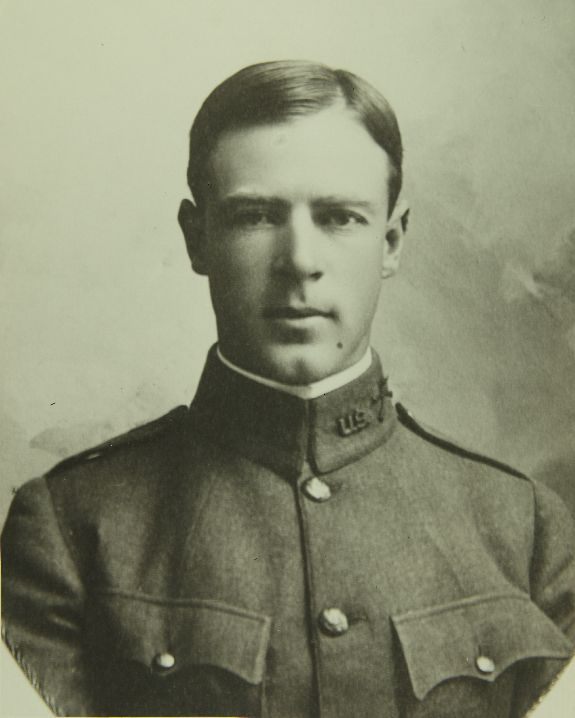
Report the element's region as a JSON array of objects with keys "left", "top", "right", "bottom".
[{"left": 184, "top": 106, "right": 404, "bottom": 384}]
